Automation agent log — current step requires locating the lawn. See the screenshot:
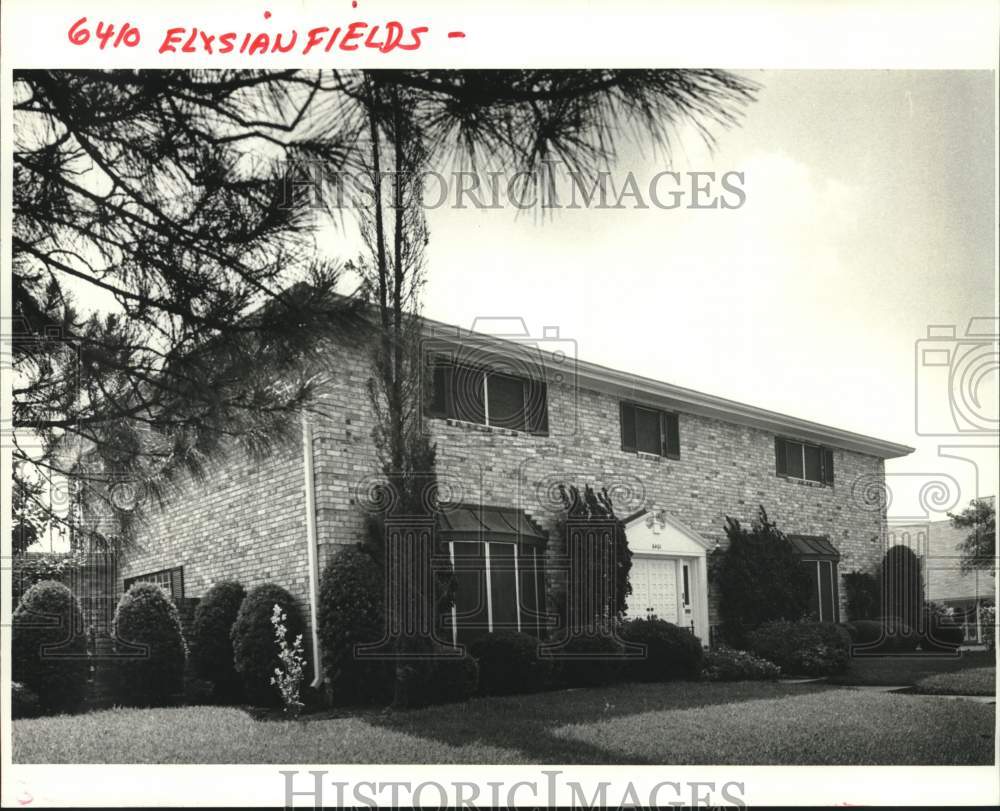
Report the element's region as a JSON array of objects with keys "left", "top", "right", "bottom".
[
  {"left": 913, "top": 666, "right": 996, "bottom": 696},
  {"left": 829, "top": 650, "right": 996, "bottom": 687},
  {"left": 13, "top": 681, "right": 994, "bottom": 765}
]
